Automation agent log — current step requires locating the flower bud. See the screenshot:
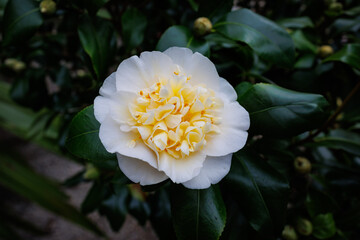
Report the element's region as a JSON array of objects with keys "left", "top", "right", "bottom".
[
  {"left": 193, "top": 17, "right": 212, "bottom": 36},
  {"left": 294, "top": 157, "right": 311, "bottom": 174},
  {"left": 4, "top": 58, "right": 26, "bottom": 73},
  {"left": 329, "top": 2, "right": 343, "bottom": 12},
  {"left": 83, "top": 163, "right": 100, "bottom": 180},
  {"left": 318, "top": 45, "right": 334, "bottom": 59},
  {"left": 40, "top": 0, "right": 56, "bottom": 15},
  {"left": 76, "top": 69, "right": 87, "bottom": 78},
  {"left": 296, "top": 218, "right": 313, "bottom": 236},
  {"left": 282, "top": 225, "right": 298, "bottom": 240}
]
